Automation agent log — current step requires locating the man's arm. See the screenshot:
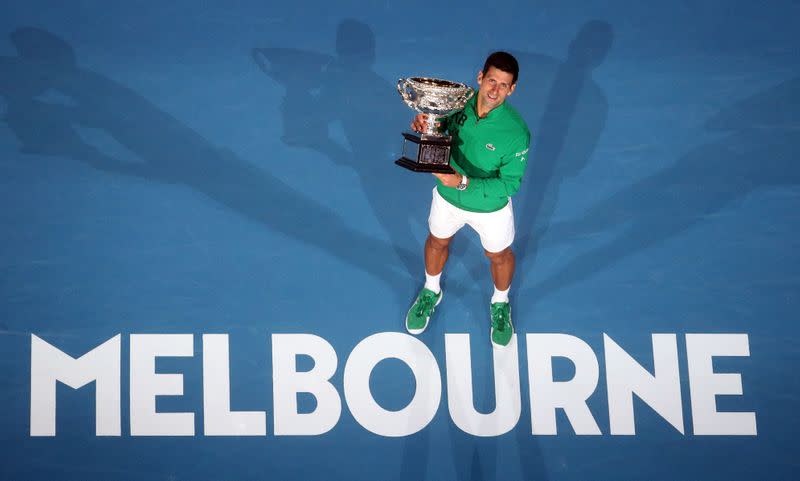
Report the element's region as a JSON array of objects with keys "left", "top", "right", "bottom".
[{"left": 458, "top": 134, "right": 531, "bottom": 196}]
